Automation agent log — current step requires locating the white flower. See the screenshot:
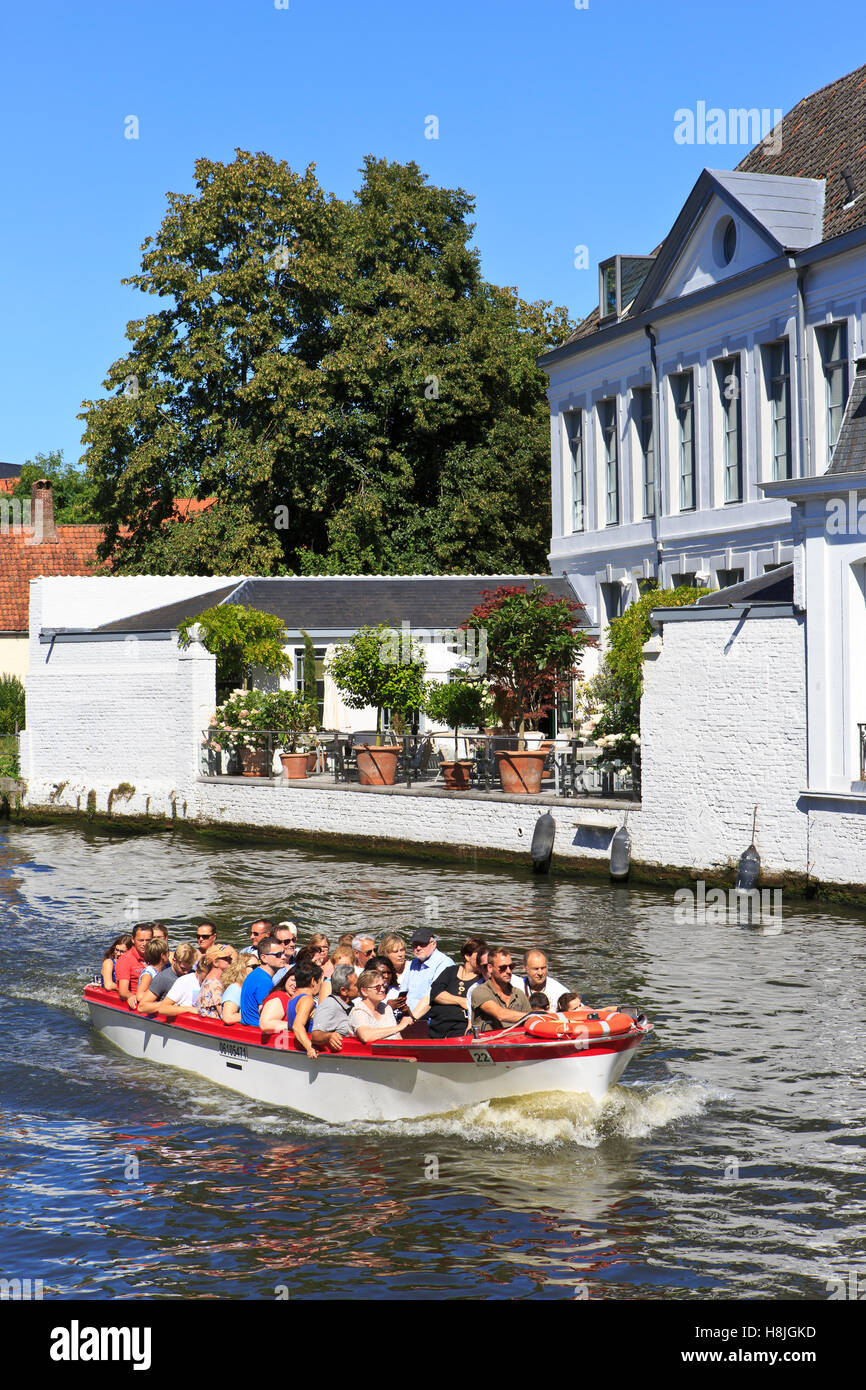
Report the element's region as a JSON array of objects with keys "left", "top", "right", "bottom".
[
  {"left": 631, "top": 734, "right": 641, "bottom": 745},
  {"left": 594, "top": 738, "right": 606, "bottom": 748}
]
